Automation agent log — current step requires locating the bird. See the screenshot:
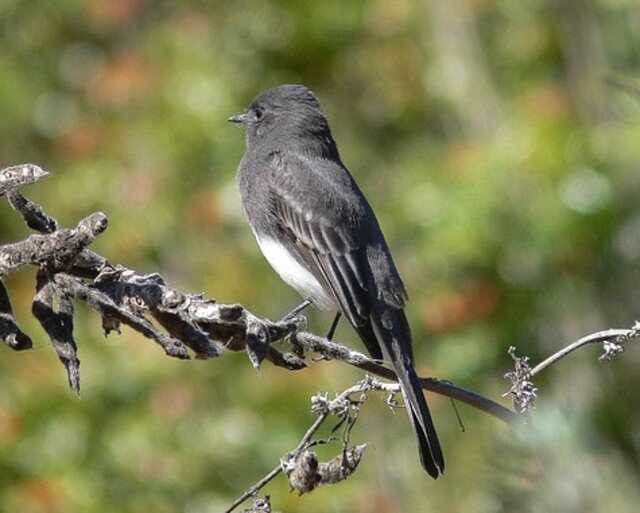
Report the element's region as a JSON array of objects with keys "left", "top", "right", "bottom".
[{"left": 229, "top": 84, "right": 444, "bottom": 478}]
